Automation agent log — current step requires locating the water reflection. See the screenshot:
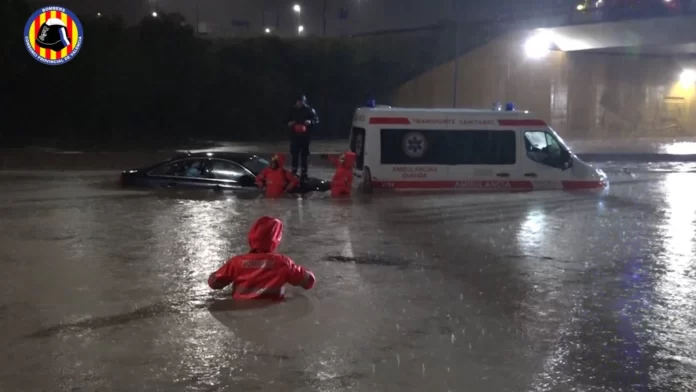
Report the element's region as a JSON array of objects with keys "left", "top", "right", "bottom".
[
  {"left": 160, "top": 199, "right": 246, "bottom": 389},
  {"left": 652, "top": 172, "right": 696, "bottom": 370},
  {"left": 517, "top": 208, "right": 546, "bottom": 254}
]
